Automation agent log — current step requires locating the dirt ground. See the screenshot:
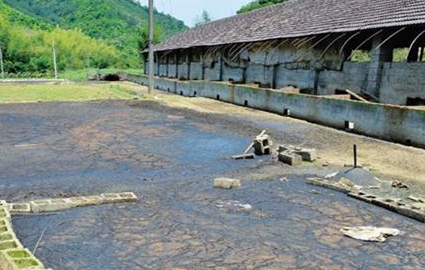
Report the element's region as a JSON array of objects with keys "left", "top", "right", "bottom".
[
  {"left": 1, "top": 82, "right": 425, "bottom": 269},
  {"left": 126, "top": 82, "right": 425, "bottom": 190}
]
